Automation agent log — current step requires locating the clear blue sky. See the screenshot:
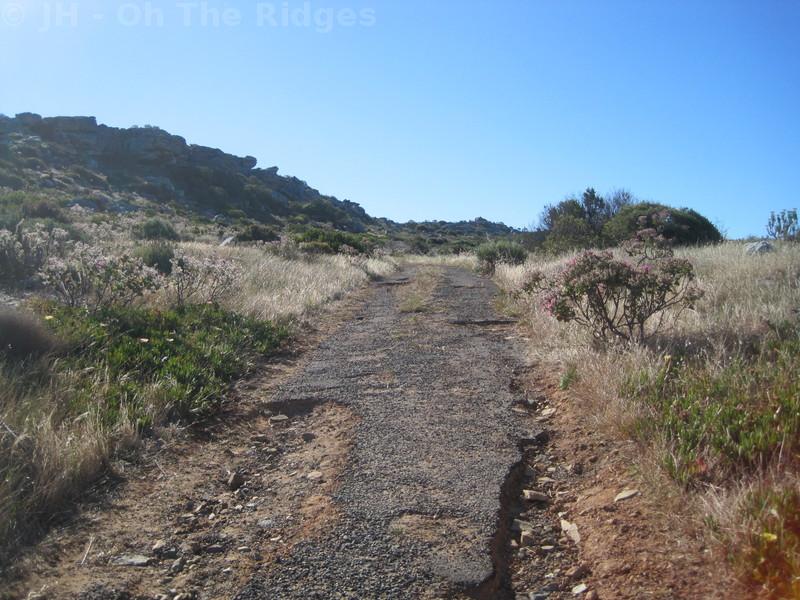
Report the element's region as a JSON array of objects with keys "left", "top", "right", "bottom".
[{"left": 1, "top": 0, "right": 799, "bottom": 237}]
